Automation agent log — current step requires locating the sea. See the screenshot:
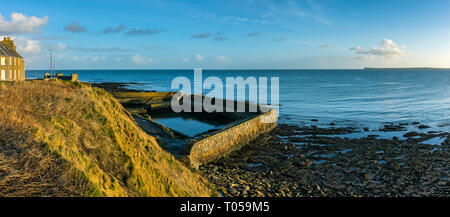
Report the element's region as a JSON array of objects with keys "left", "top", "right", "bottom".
[{"left": 27, "top": 69, "right": 450, "bottom": 137}]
